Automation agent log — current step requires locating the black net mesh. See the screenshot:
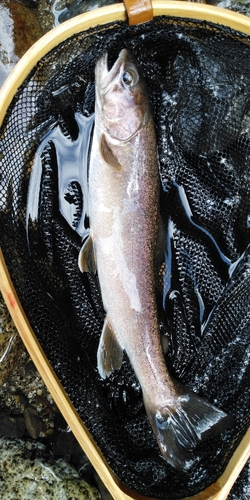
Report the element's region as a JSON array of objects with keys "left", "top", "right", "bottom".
[{"left": 0, "top": 15, "right": 250, "bottom": 498}]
